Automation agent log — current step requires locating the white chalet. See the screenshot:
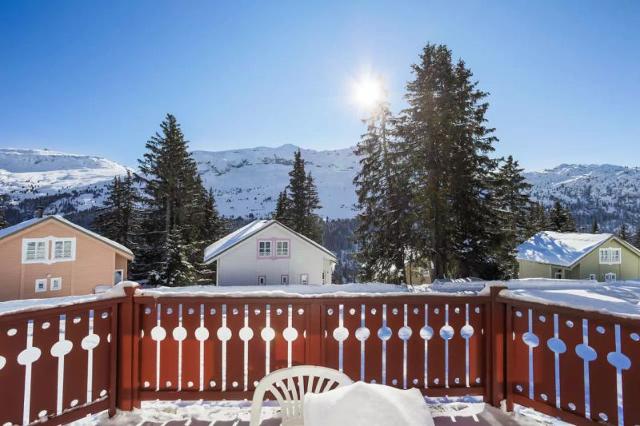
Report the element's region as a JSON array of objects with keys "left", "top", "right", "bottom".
[{"left": 203, "top": 220, "right": 337, "bottom": 286}]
